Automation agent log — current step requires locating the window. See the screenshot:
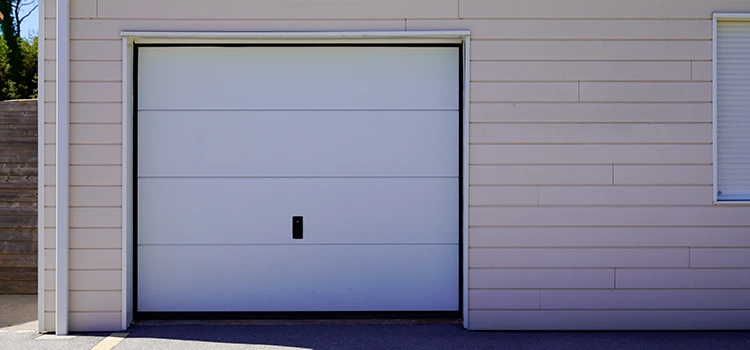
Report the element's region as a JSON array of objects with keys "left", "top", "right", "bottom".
[{"left": 714, "top": 15, "right": 750, "bottom": 202}]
